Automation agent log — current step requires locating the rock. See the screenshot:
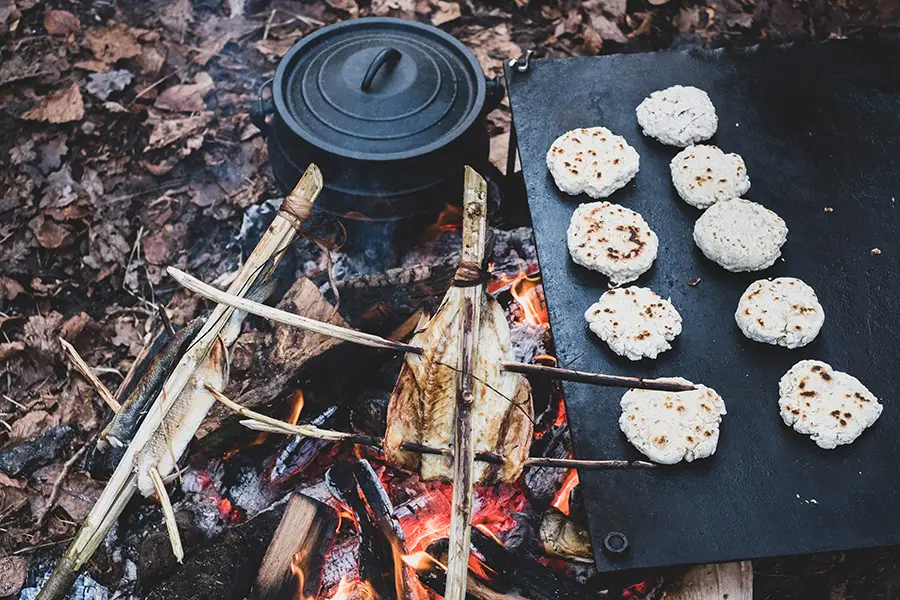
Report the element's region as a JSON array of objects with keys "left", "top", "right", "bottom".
[{"left": 0, "top": 425, "right": 76, "bottom": 478}]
